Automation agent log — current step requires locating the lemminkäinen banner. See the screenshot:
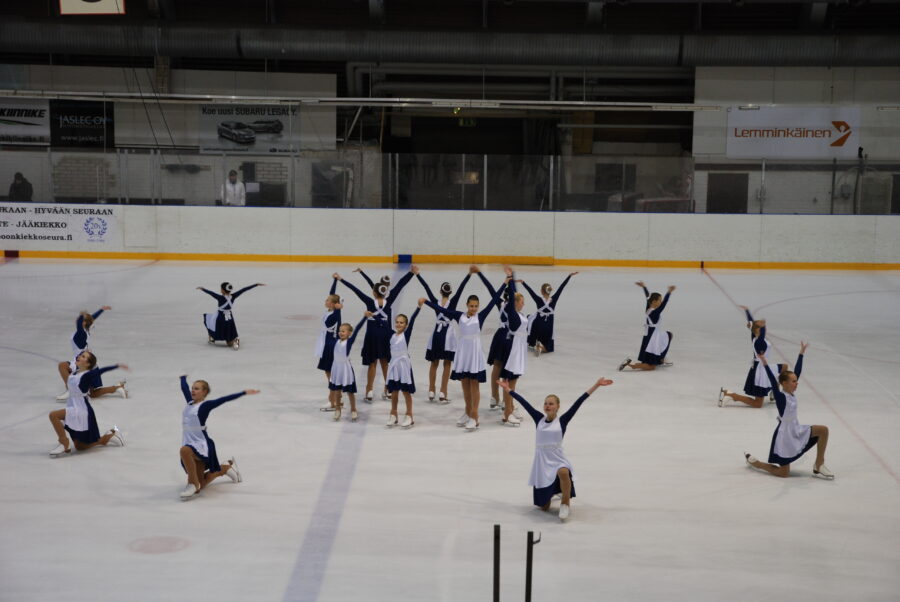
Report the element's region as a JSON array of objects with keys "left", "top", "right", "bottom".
[{"left": 726, "top": 106, "right": 861, "bottom": 160}]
